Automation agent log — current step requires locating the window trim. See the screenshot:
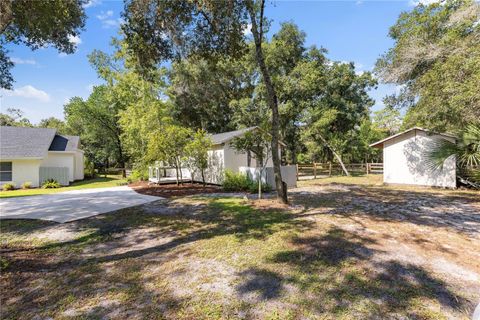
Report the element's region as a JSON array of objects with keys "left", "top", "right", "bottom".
[{"left": 0, "top": 161, "right": 13, "bottom": 182}]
